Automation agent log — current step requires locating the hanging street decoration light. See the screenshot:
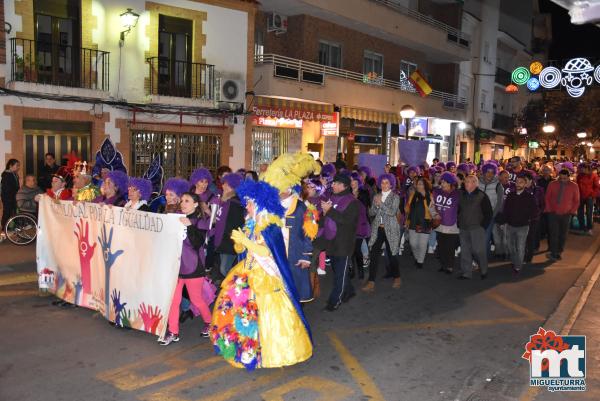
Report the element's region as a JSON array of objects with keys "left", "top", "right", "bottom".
[
  {"left": 505, "top": 83, "right": 519, "bottom": 93},
  {"left": 577, "top": 132, "right": 587, "bottom": 138},
  {"left": 512, "top": 58, "right": 600, "bottom": 98}
]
